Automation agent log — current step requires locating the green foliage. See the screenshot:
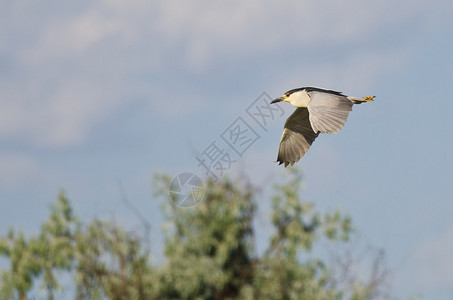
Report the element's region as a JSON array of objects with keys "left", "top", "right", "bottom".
[
  {"left": 0, "top": 230, "right": 40, "bottom": 300},
  {"left": 156, "top": 176, "right": 256, "bottom": 299},
  {"left": 73, "top": 220, "right": 153, "bottom": 300},
  {"left": 0, "top": 169, "right": 387, "bottom": 299},
  {"left": 38, "top": 191, "right": 78, "bottom": 299},
  {"left": 255, "top": 168, "right": 352, "bottom": 300},
  {"left": 0, "top": 191, "right": 77, "bottom": 300}
]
